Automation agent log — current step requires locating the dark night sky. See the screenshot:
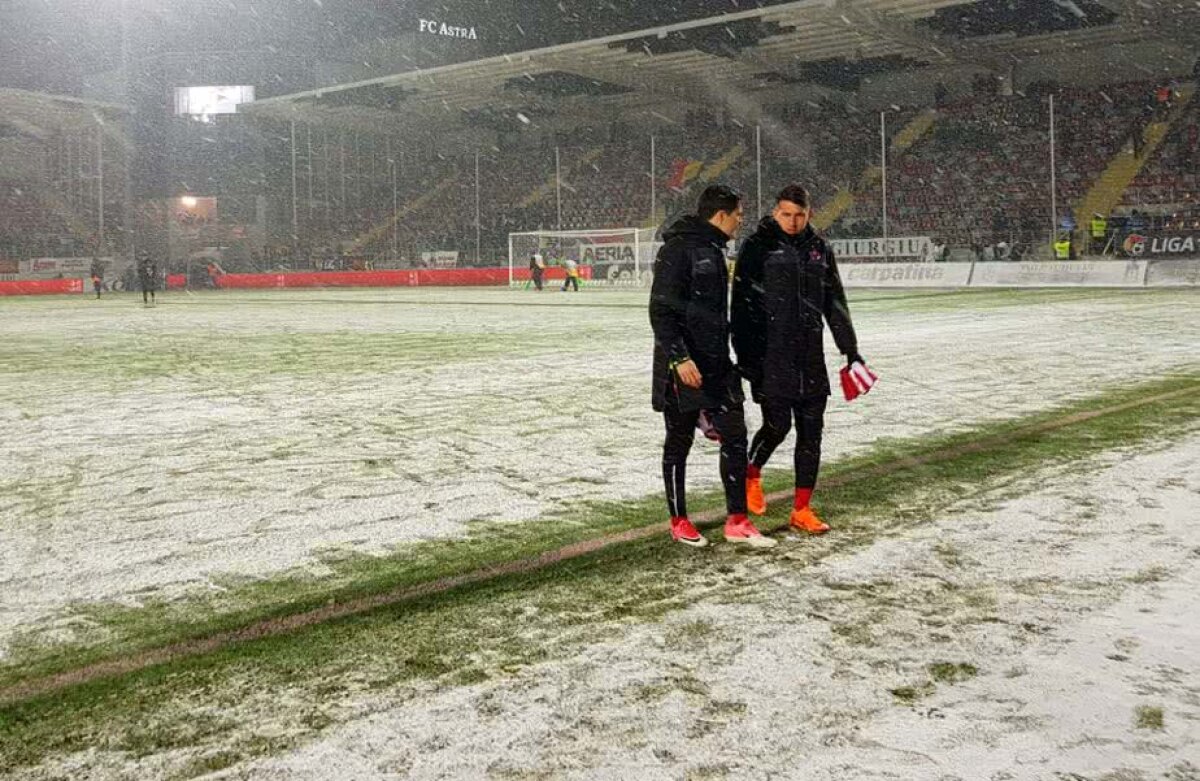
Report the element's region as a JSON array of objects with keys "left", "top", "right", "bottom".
[{"left": 0, "top": 0, "right": 794, "bottom": 97}]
